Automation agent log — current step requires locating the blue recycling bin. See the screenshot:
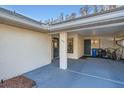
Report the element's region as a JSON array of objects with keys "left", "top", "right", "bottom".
[{"left": 92, "top": 48, "right": 97, "bottom": 57}]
